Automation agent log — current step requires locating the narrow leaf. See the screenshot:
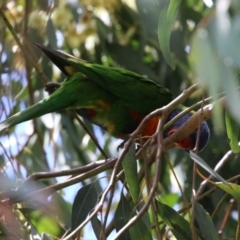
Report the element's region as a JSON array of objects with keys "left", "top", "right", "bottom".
[
  {"left": 158, "top": 0, "right": 182, "bottom": 69},
  {"left": 21, "top": 208, "right": 64, "bottom": 236},
  {"left": 225, "top": 111, "right": 240, "bottom": 153},
  {"left": 114, "top": 193, "right": 132, "bottom": 240},
  {"left": 217, "top": 182, "right": 240, "bottom": 200},
  {"left": 71, "top": 183, "right": 98, "bottom": 231},
  {"left": 129, "top": 220, "right": 152, "bottom": 240},
  {"left": 91, "top": 216, "right": 101, "bottom": 239},
  {"left": 194, "top": 202, "right": 218, "bottom": 240},
  {"left": 155, "top": 200, "right": 192, "bottom": 240},
  {"left": 114, "top": 193, "right": 151, "bottom": 240},
  {"left": 189, "top": 151, "right": 228, "bottom": 185},
  {"left": 190, "top": 27, "right": 224, "bottom": 131},
  {"left": 122, "top": 142, "right": 140, "bottom": 204}
]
